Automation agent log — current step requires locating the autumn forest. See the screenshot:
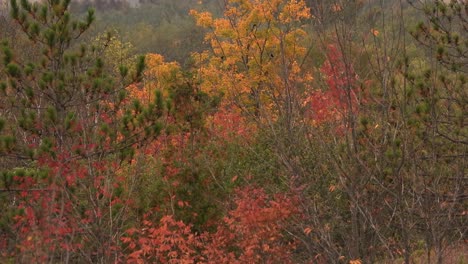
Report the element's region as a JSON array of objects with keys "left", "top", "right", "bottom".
[{"left": 0, "top": 0, "right": 466, "bottom": 263}]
